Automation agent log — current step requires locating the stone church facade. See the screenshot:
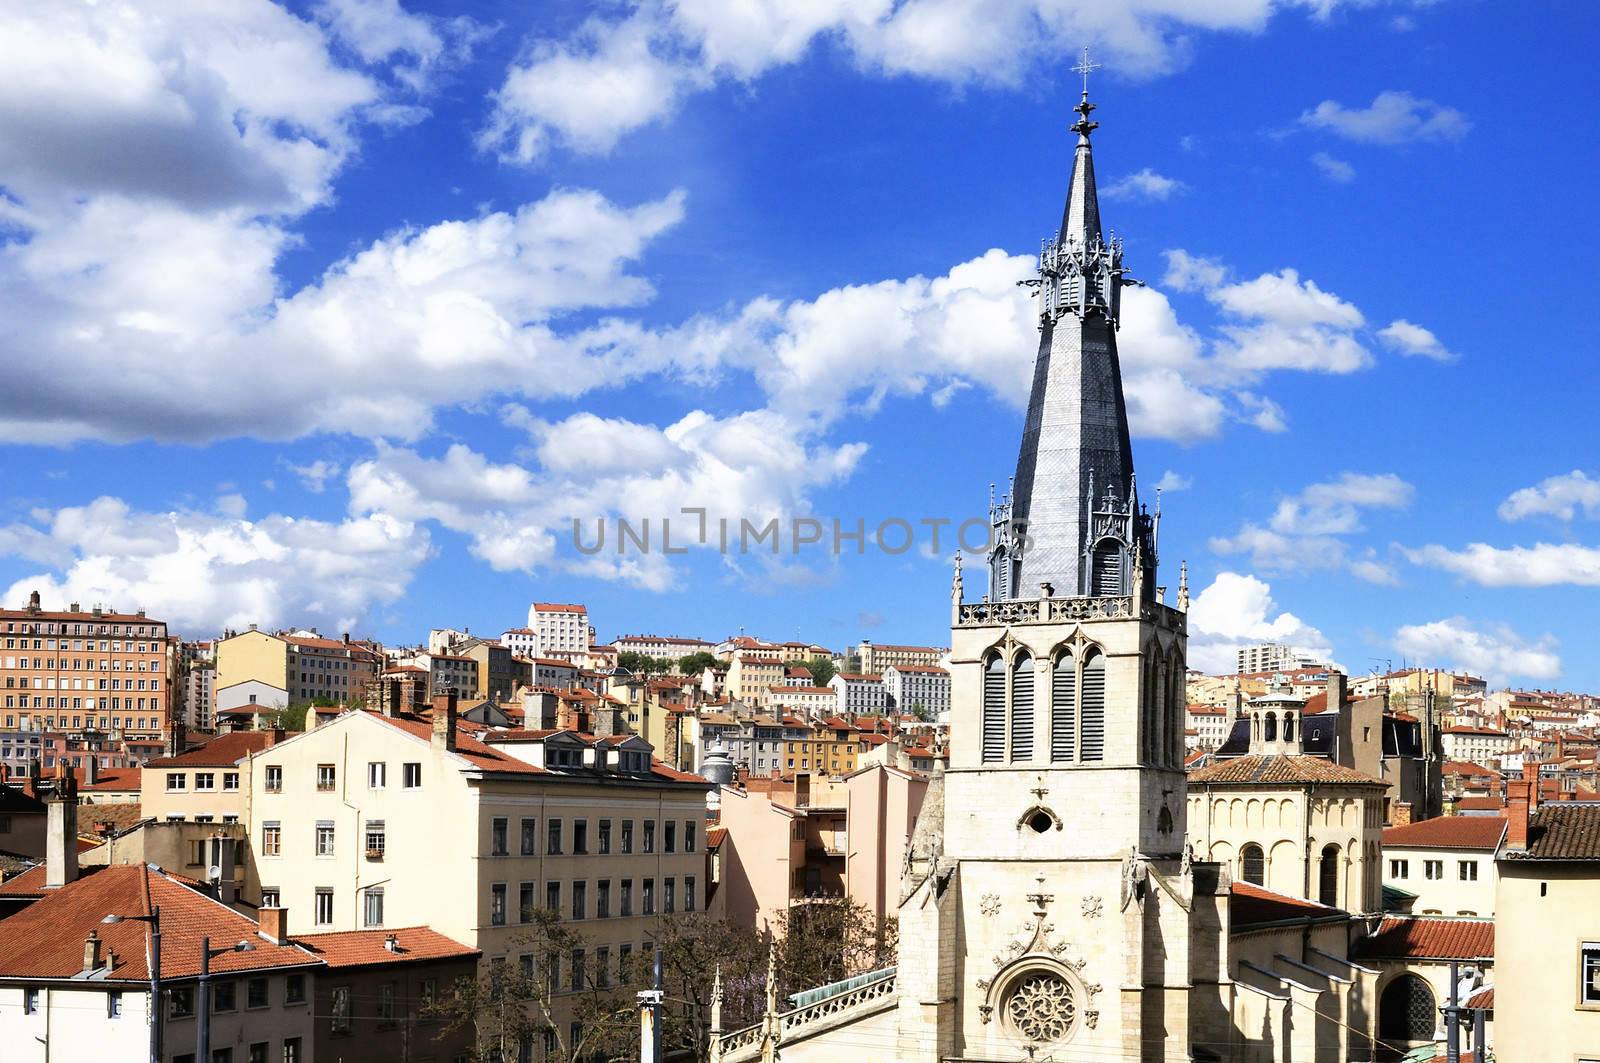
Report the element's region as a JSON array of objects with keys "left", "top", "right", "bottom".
[{"left": 711, "top": 80, "right": 1386, "bottom": 1063}]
